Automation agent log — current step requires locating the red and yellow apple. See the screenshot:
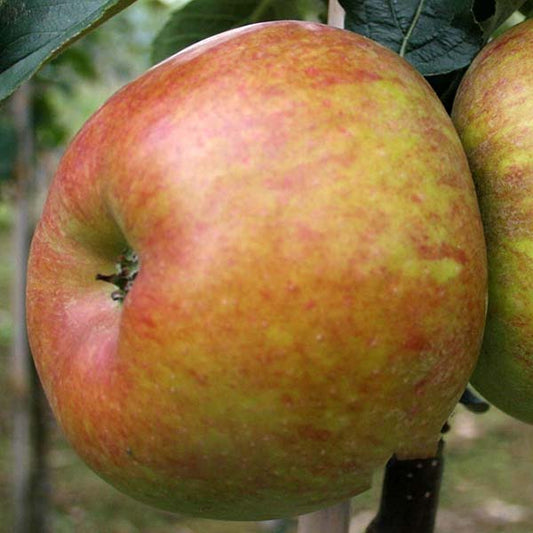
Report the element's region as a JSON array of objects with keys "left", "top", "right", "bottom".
[
  {"left": 27, "top": 21, "right": 487, "bottom": 519},
  {"left": 452, "top": 19, "right": 533, "bottom": 424}
]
